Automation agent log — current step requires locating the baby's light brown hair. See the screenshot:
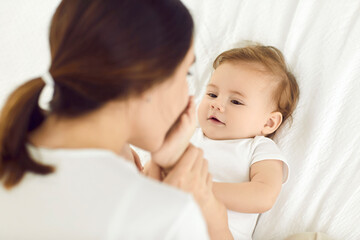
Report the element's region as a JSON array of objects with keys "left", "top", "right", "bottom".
[{"left": 213, "top": 44, "right": 300, "bottom": 138}]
